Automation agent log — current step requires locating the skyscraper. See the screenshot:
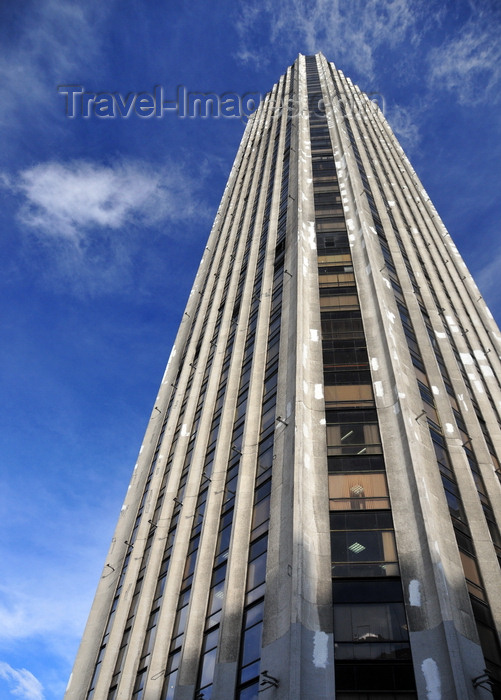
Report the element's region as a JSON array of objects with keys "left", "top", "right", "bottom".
[{"left": 66, "top": 53, "right": 501, "bottom": 700}]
